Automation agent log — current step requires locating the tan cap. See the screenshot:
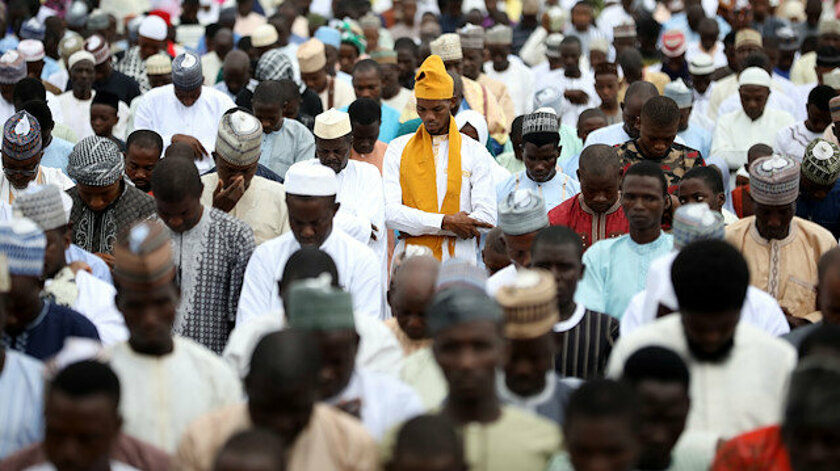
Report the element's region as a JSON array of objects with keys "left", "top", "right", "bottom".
[
  {"left": 297, "top": 38, "right": 327, "bottom": 73},
  {"left": 735, "top": 28, "right": 762, "bottom": 49},
  {"left": 252, "top": 24, "right": 279, "bottom": 48},
  {"left": 496, "top": 269, "right": 559, "bottom": 339},
  {"left": 314, "top": 108, "right": 351, "bottom": 139}
]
